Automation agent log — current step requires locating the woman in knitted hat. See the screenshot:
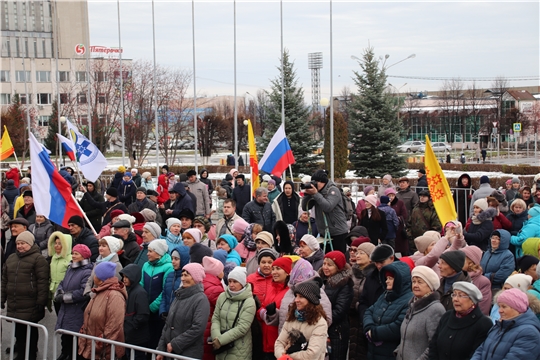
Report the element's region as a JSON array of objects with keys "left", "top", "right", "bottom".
[
  {"left": 161, "top": 217, "right": 183, "bottom": 253},
  {"left": 355, "top": 185, "right": 376, "bottom": 219},
  {"left": 472, "top": 288, "right": 540, "bottom": 360},
  {"left": 211, "top": 266, "right": 256, "bottom": 360},
  {"left": 298, "top": 234, "right": 324, "bottom": 271},
  {"left": 79, "top": 261, "right": 128, "bottom": 360},
  {"left": 274, "top": 280, "right": 329, "bottom": 360},
  {"left": 396, "top": 265, "right": 445, "bottom": 360},
  {"left": 134, "top": 221, "right": 162, "bottom": 268},
  {"left": 48, "top": 231, "right": 72, "bottom": 313},
  {"left": 436, "top": 250, "right": 472, "bottom": 310},
  {"left": 319, "top": 251, "right": 353, "bottom": 360},
  {"left": 511, "top": 204, "right": 540, "bottom": 258},
  {"left": 428, "top": 281, "right": 492, "bottom": 360},
  {"left": 364, "top": 261, "right": 412, "bottom": 360},
  {"left": 202, "top": 256, "right": 225, "bottom": 360},
  {"left": 386, "top": 187, "right": 409, "bottom": 255},
  {"left": 193, "top": 216, "right": 217, "bottom": 250},
  {"left": 157, "top": 263, "right": 210, "bottom": 359},
  {"left": 160, "top": 245, "right": 190, "bottom": 318},
  {"left": 182, "top": 228, "right": 202, "bottom": 247},
  {"left": 216, "top": 234, "right": 242, "bottom": 266},
  {"left": 490, "top": 274, "right": 540, "bottom": 323},
  {"left": 461, "top": 245, "right": 492, "bottom": 315},
  {"left": 54, "top": 244, "right": 93, "bottom": 360},
  {"left": 84, "top": 236, "right": 124, "bottom": 295},
  {"left": 141, "top": 171, "right": 155, "bottom": 191},
  {"left": 358, "top": 194, "right": 388, "bottom": 246},
  {"left": 140, "top": 239, "right": 174, "bottom": 351},
  {"left": 464, "top": 198, "right": 496, "bottom": 251}
]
